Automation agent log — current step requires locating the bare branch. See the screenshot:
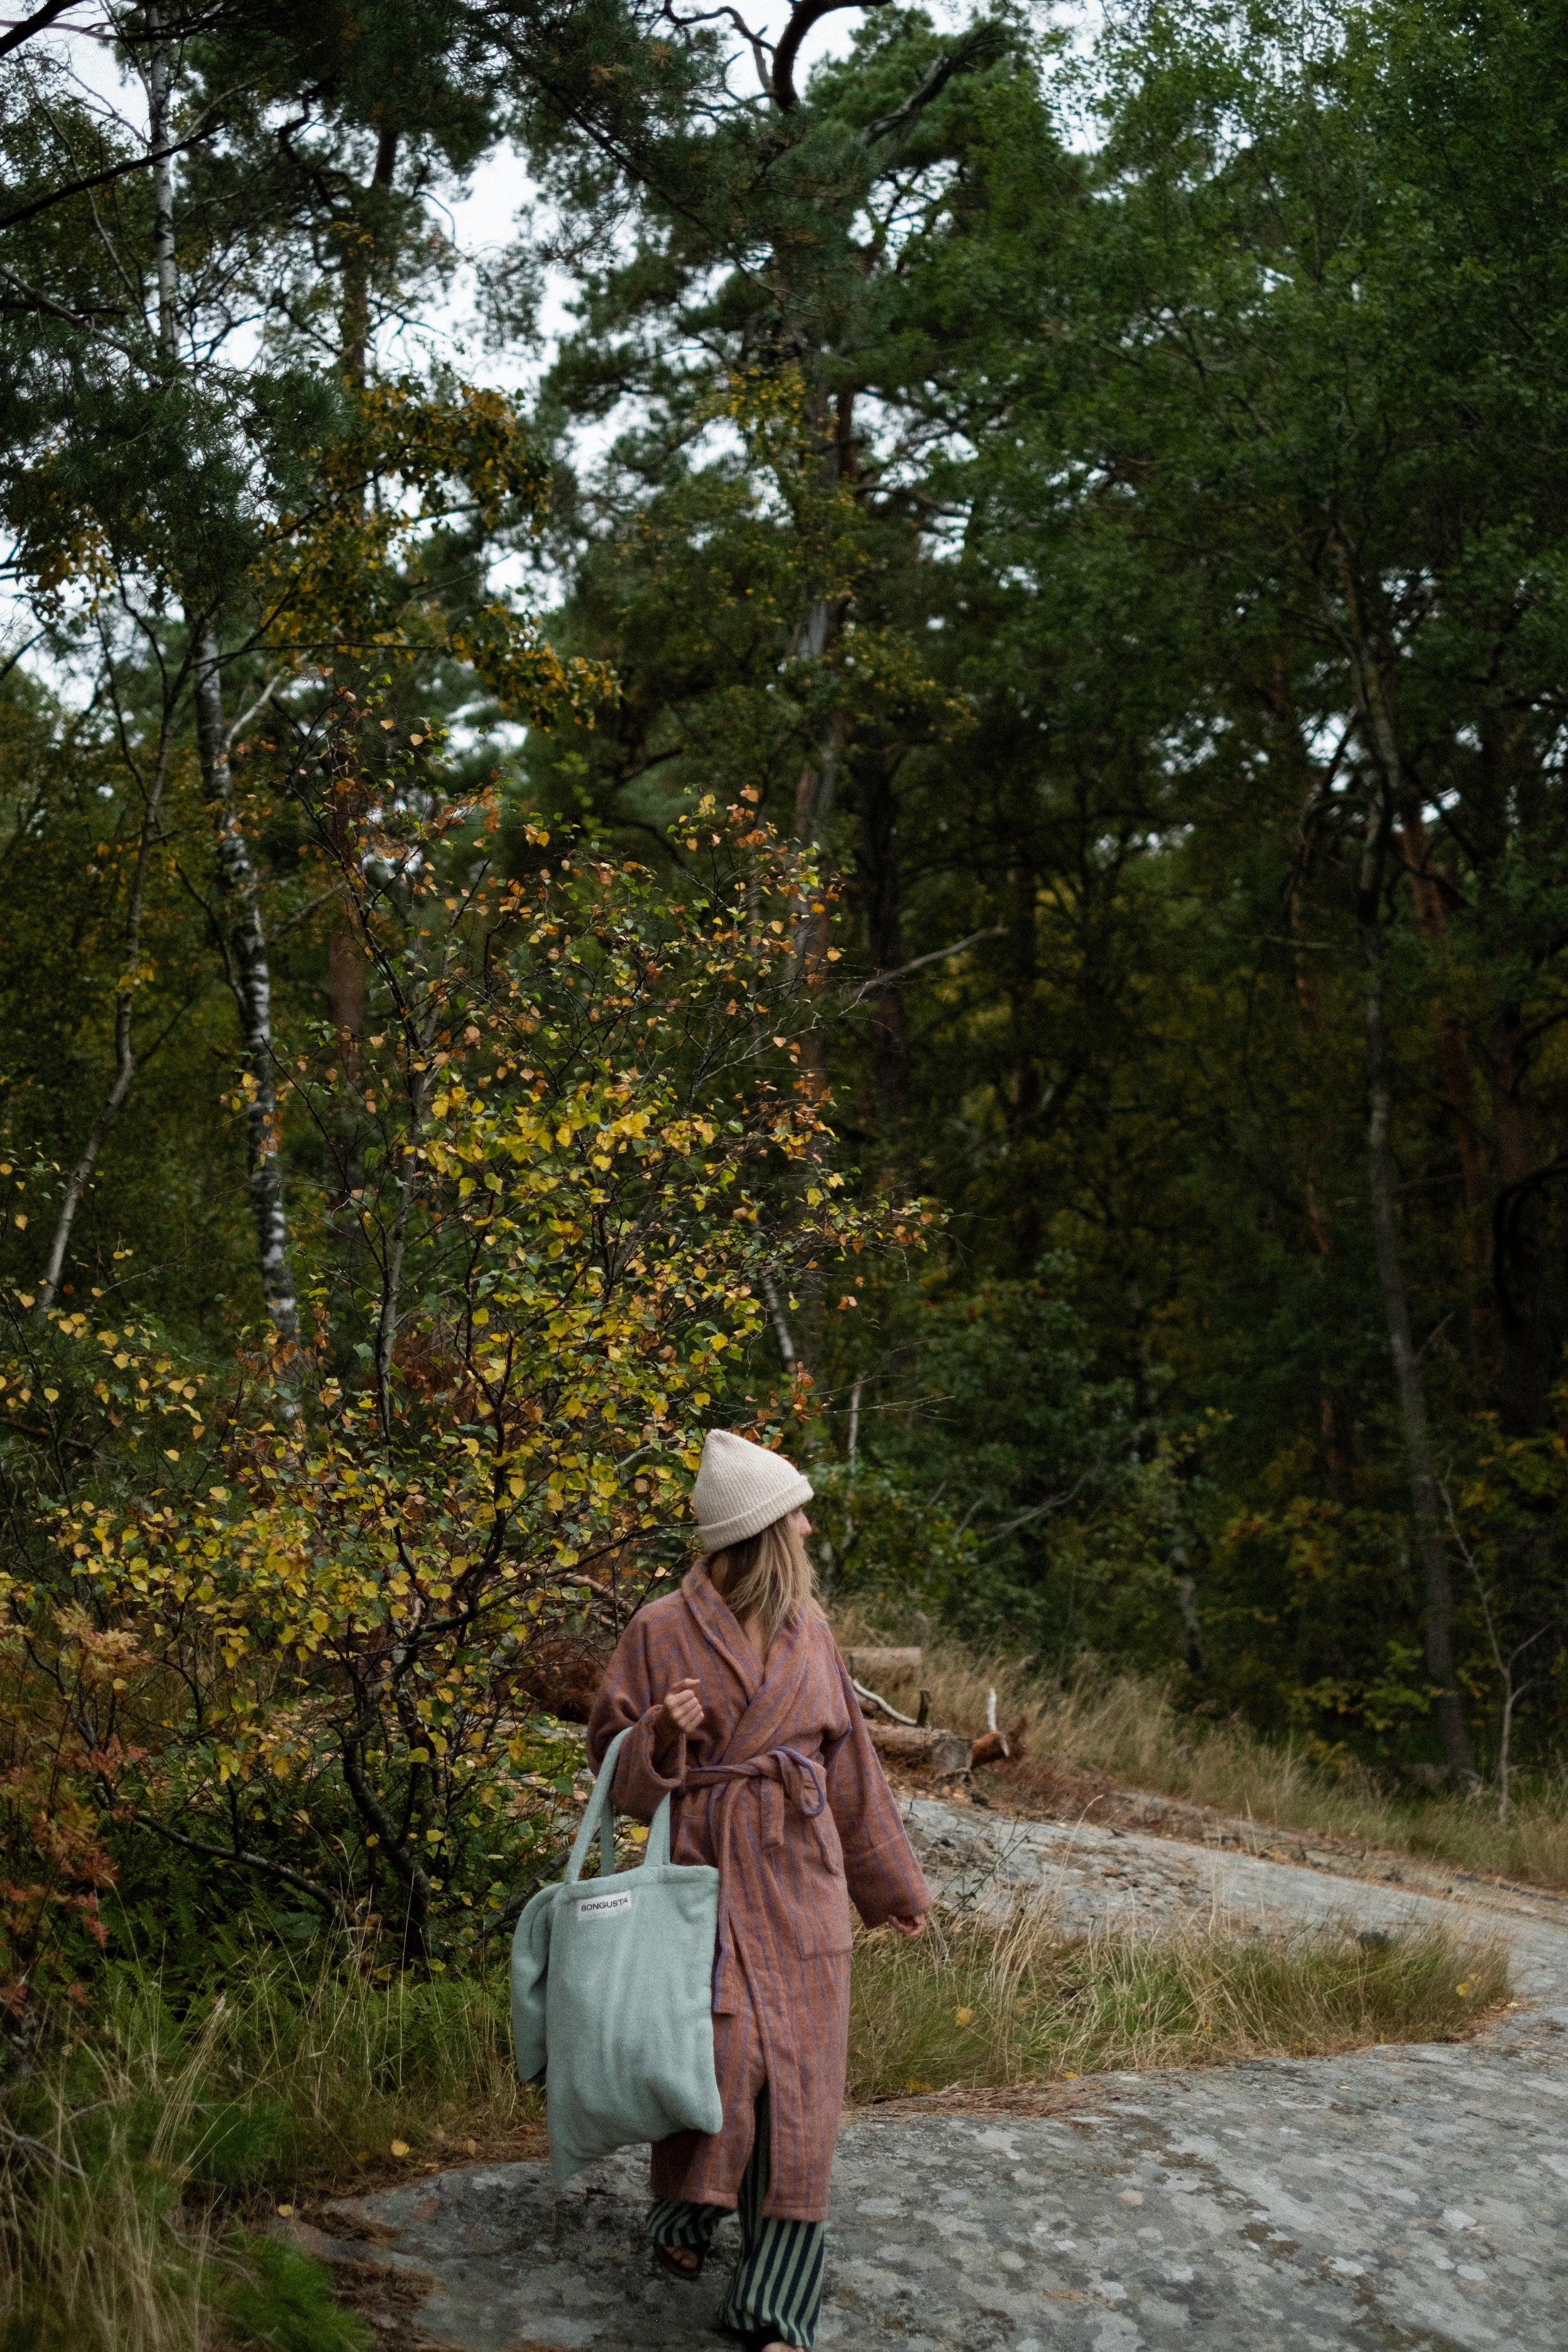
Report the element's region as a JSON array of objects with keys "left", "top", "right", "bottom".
[
  {"left": 842, "top": 924, "right": 1005, "bottom": 1009},
  {"left": 0, "top": 262, "right": 144, "bottom": 363},
  {"left": 0, "top": 124, "right": 219, "bottom": 237},
  {"left": 0, "top": 3, "right": 79, "bottom": 63},
  {"left": 660, "top": 0, "right": 776, "bottom": 97},
  {"left": 129, "top": 1809, "right": 344, "bottom": 1915},
  {"left": 773, "top": 0, "right": 892, "bottom": 112},
  {"left": 861, "top": 21, "right": 1011, "bottom": 145},
  {"left": 851, "top": 1674, "right": 919, "bottom": 1726},
  {"left": 224, "top": 672, "right": 282, "bottom": 754},
  {"left": 0, "top": 2120, "right": 88, "bottom": 2180}
]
